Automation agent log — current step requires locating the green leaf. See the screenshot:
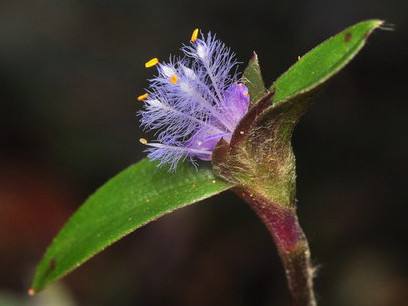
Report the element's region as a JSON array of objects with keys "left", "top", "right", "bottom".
[
  {"left": 272, "top": 19, "right": 384, "bottom": 104},
  {"left": 242, "top": 51, "right": 267, "bottom": 104},
  {"left": 213, "top": 20, "right": 383, "bottom": 207},
  {"left": 31, "top": 159, "right": 232, "bottom": 292}
]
